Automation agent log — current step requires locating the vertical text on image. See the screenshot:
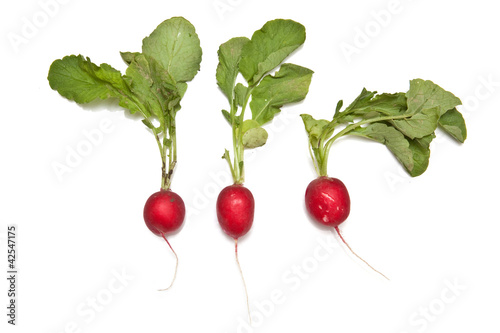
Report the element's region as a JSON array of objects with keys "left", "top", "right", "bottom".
[{"left": 6, "top": 225, "right": 18, "bottom": 325}]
